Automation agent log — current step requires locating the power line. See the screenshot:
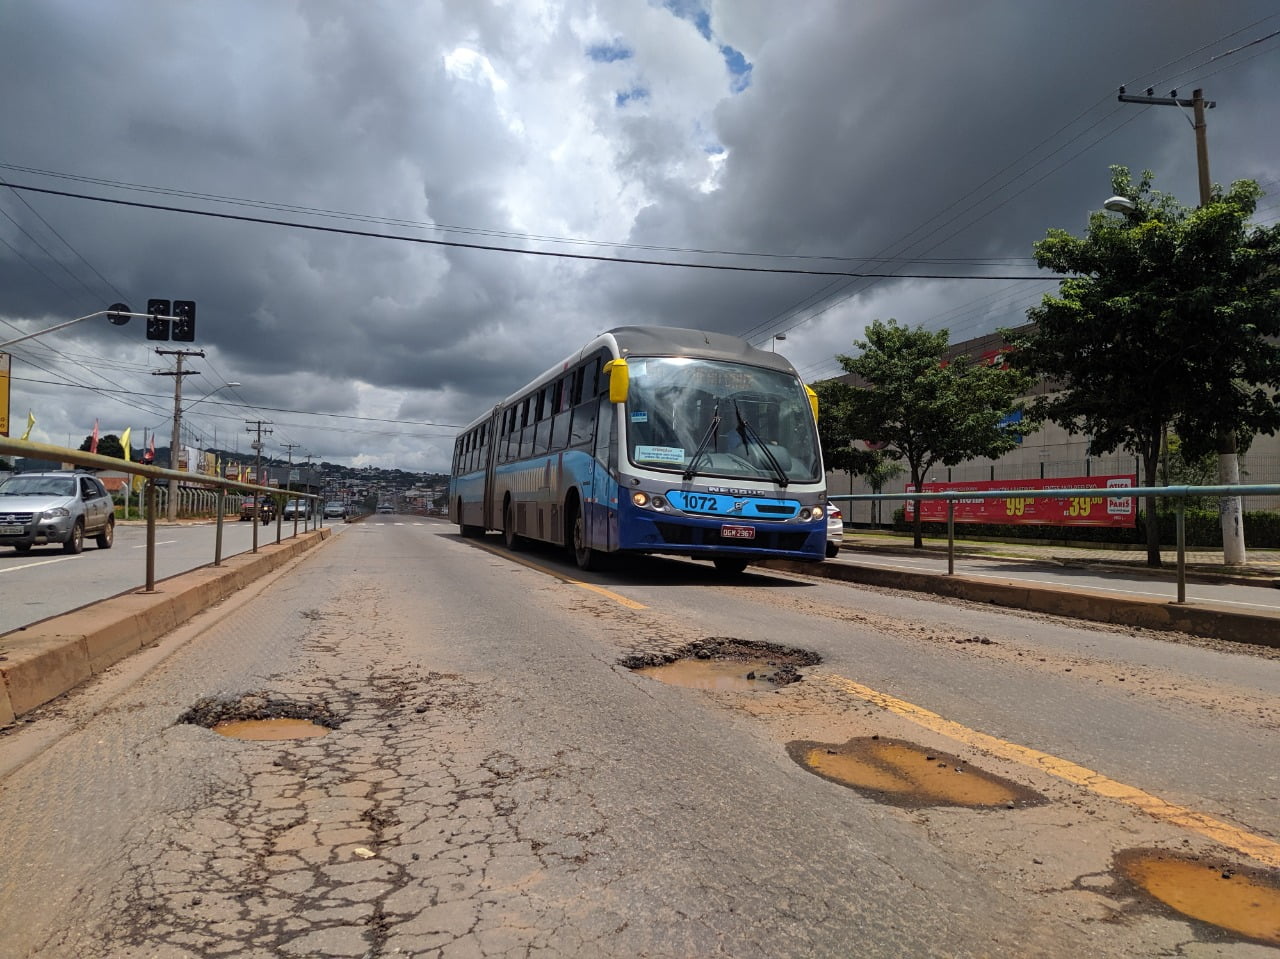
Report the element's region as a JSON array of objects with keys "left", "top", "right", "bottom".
[{"left": 0, "top": 183, "right": 1058, "bottom": 282}]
